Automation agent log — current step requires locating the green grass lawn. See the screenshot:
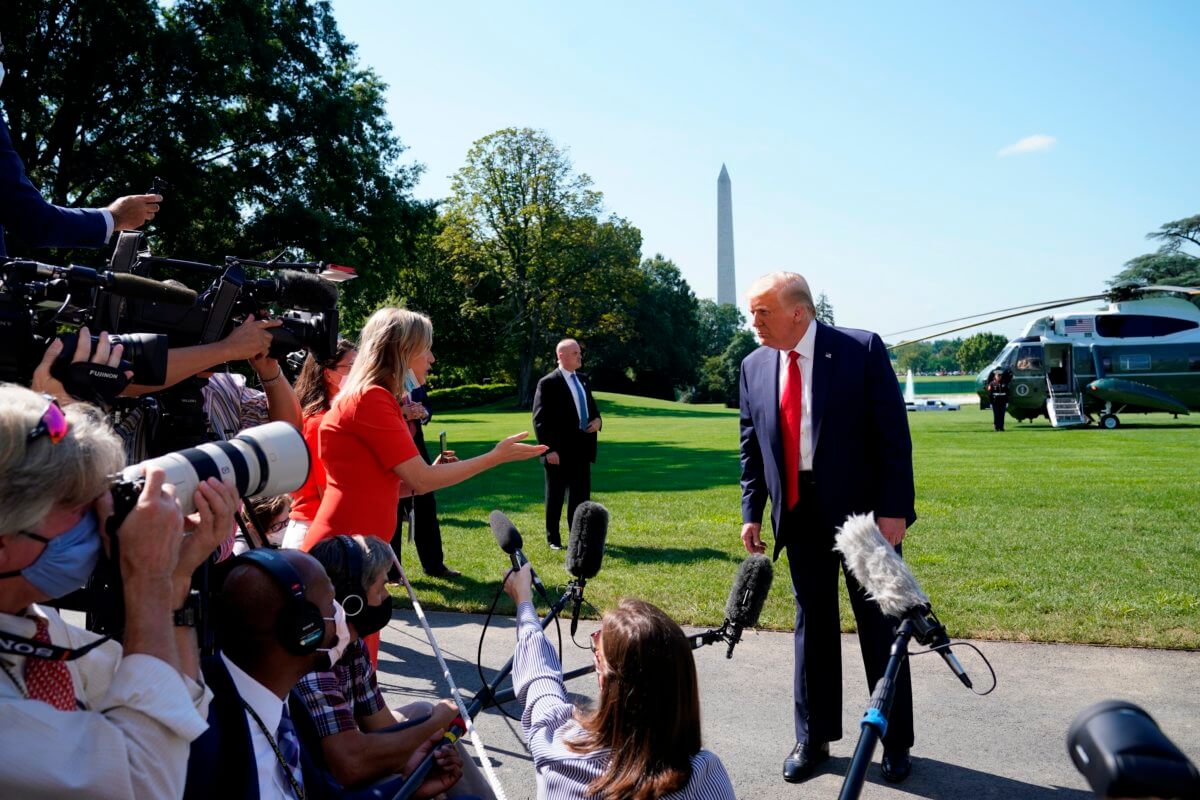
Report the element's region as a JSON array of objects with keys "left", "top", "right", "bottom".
[{"left": 392, "top": 393, "right": 1200, "bottom": 649}]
